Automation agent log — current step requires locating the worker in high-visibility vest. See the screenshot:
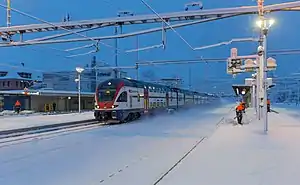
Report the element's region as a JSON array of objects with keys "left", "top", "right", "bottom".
[
  {"left": 14, "top": 100, "right": 21, "bottom": 114},
  {"left": 236, "top": 103, "right": 244, "bottom": 125}
]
